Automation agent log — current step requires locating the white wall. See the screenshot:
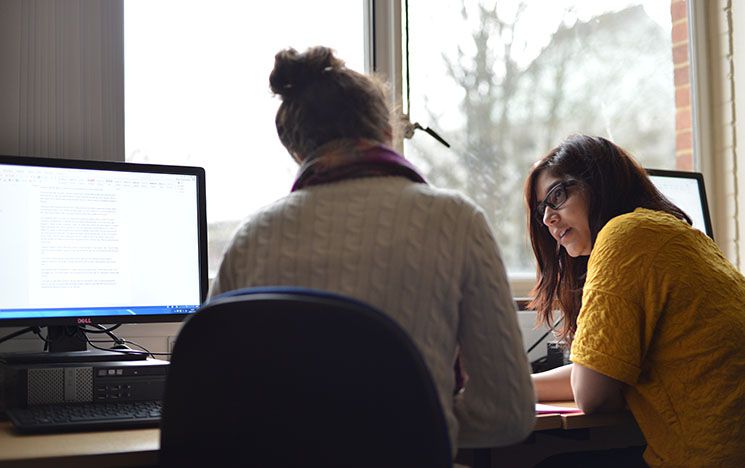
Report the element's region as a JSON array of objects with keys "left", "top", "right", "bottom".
[
  {"left": 732, "top": 0, "right": 745, "bottom": 268},
  {"left": 694, "top": 0, "right": 742, "bottom": 267},
  {"left": 0, "top": 322, "right": 181, "bottom": 357}
]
